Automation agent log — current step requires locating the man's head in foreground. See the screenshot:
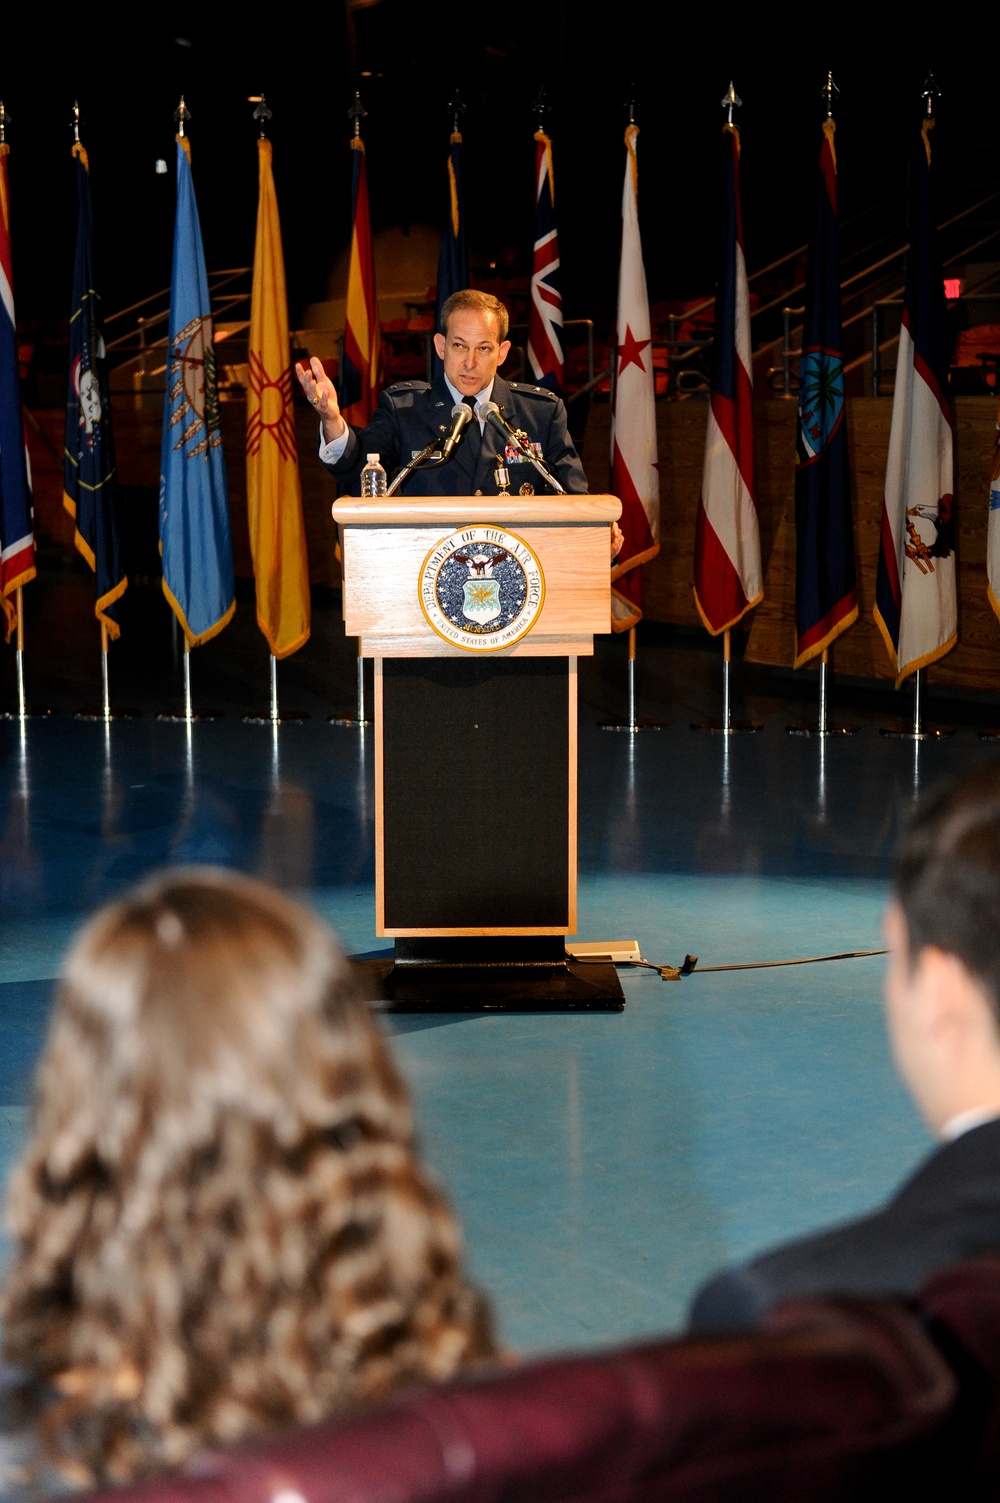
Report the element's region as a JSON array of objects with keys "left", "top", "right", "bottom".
[
  {"left": 434, "top": 289, "right": 511, "bottom": 398},
  {"left": 885, "top": 761, "right": 1000, "bottom": 1136}
]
